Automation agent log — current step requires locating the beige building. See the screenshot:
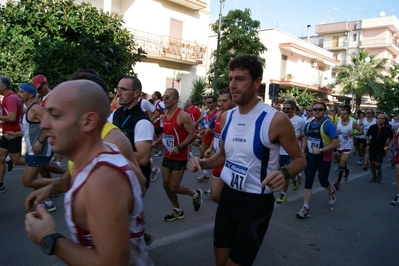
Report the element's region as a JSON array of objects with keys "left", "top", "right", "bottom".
[
  {"left": 315, "top": 15, "right": 399, "bottom": 108},
  {"left": 81, "top": 0, "right": 210, "bottom": 104}
]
